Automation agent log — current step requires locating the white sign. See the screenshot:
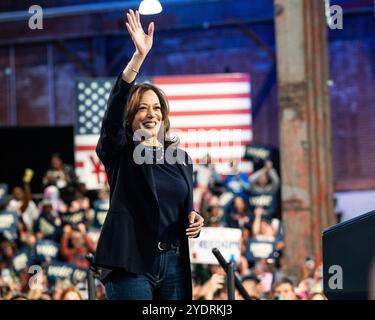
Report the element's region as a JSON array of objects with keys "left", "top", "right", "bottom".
[{"left": 189, "top": 227, "right": 242, "bottom": 264}]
